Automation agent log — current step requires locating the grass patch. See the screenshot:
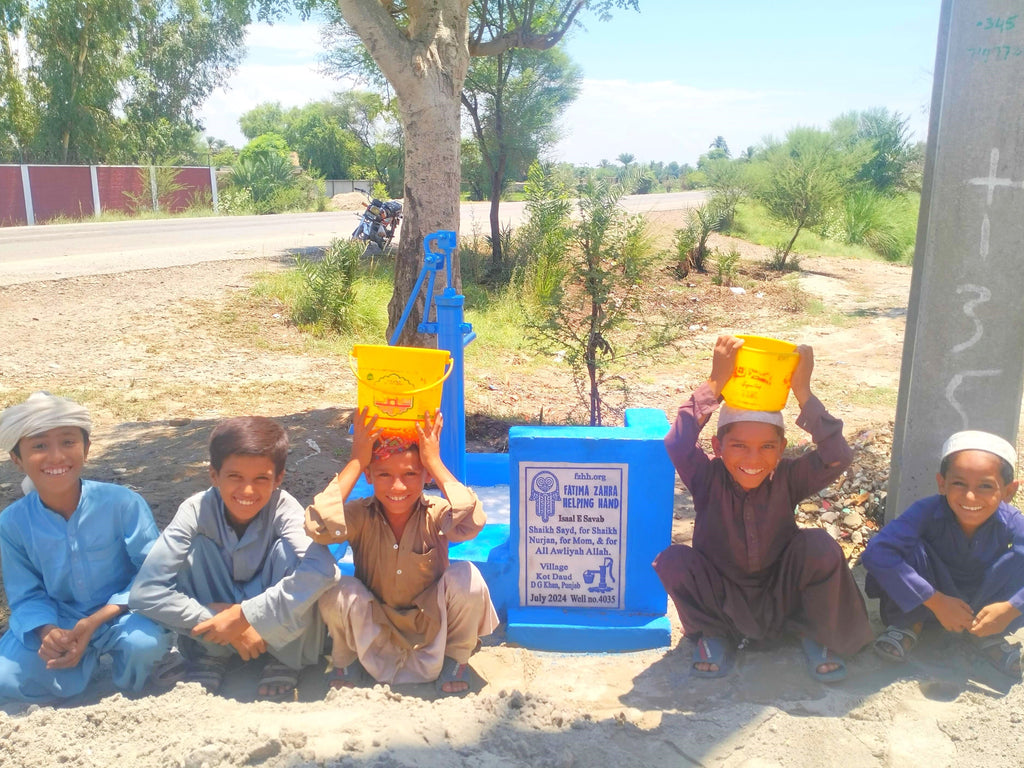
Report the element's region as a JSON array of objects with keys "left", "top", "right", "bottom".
[
  {"left": 729, "top": 200, "right": 918, "bottom": 263},
  {"left": 843, "top": 385, "right": 898, "bottom": 408},
  {"left": 248, "top": 254, "right": 392, "bottom": 350}
]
